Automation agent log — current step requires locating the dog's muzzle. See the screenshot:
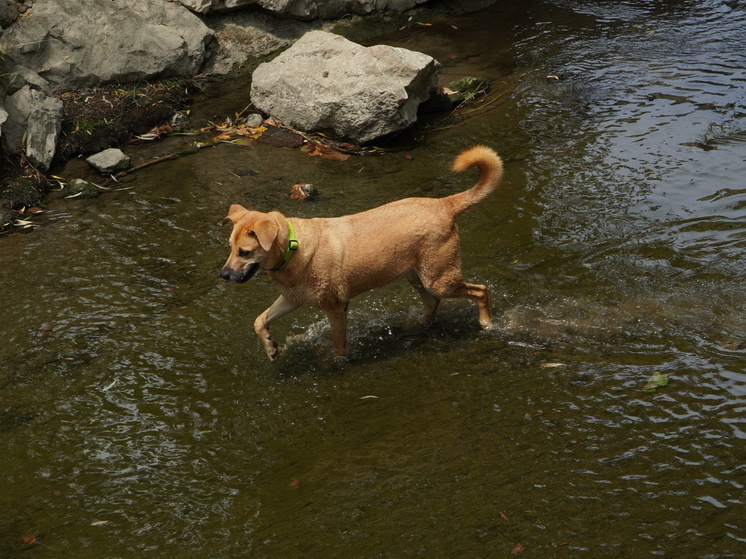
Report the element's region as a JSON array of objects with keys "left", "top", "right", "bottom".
[{"left": 221, "top": 262, "right": 260, "bottom": 284}]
